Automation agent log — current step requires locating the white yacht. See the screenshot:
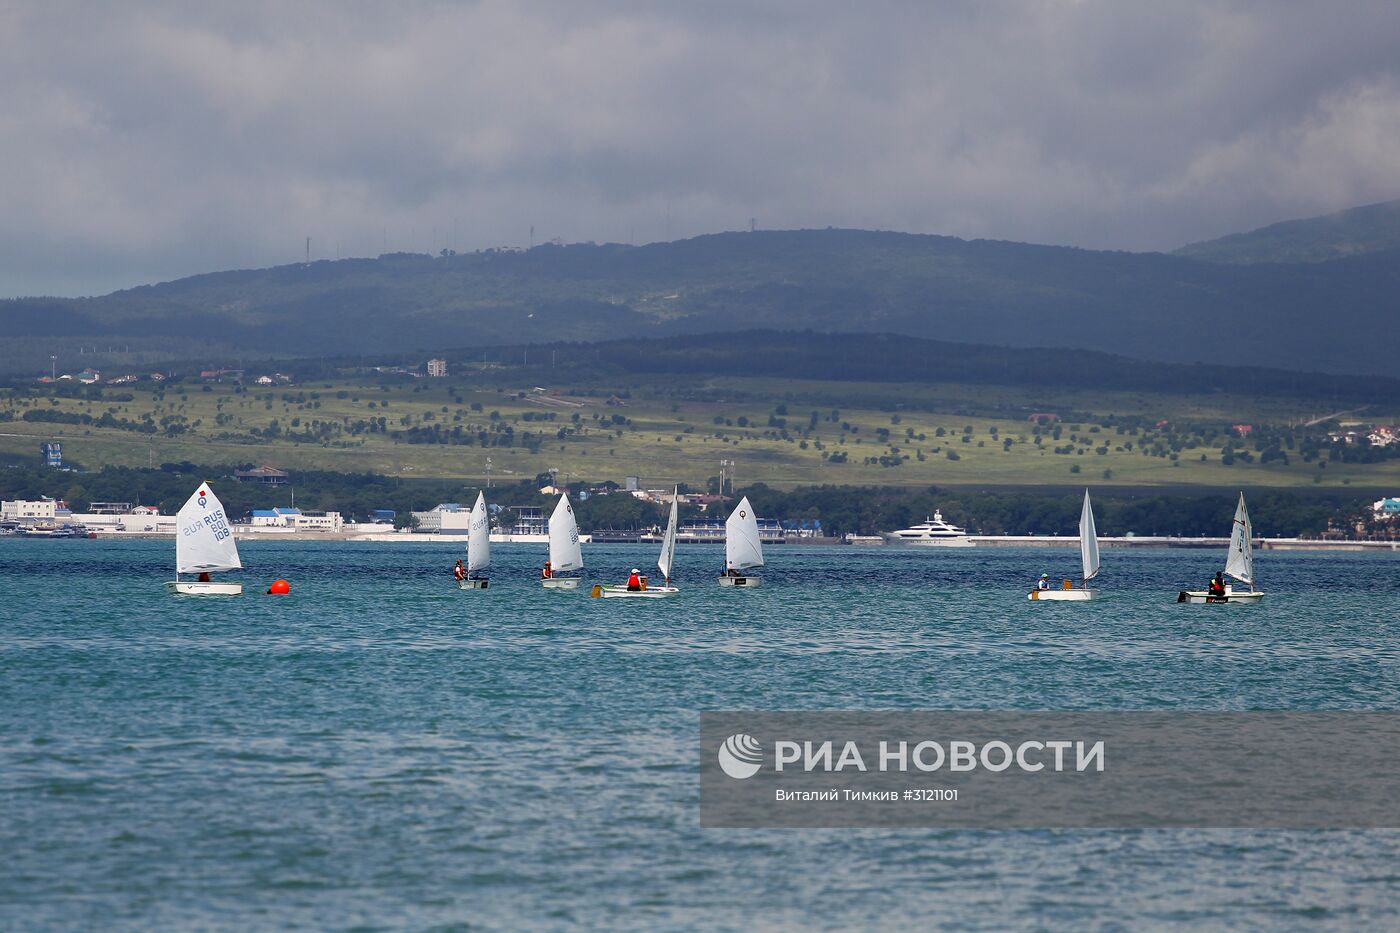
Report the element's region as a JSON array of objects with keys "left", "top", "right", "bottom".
[{"left": 882, "top": 510, "right": 974, "bottom": 547}]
